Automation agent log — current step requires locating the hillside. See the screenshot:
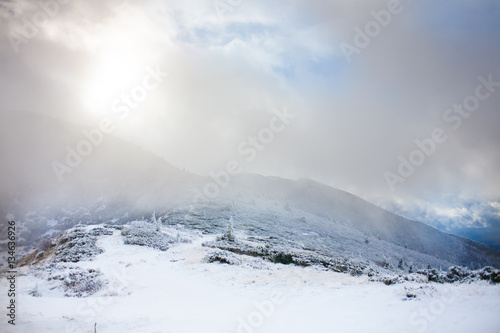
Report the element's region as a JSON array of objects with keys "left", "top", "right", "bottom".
[
  {"left": 1, "top": 111, "right": 499, "bottom": 272},
  {"left": 1, "top": 223, "right": 499, "bottom": 333}
]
